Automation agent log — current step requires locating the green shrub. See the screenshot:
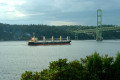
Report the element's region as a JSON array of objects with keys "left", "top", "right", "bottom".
[
  {"left": 21, "top": 52, "right": 120, "bottom": 80},
  {"left": 113, "top": 52, "right": 120, "bottom": 80},
  {"left": 21, "top": 71, "right": 33, "bottom": 80},
  {"left": 86, "top": 52, "right": 103, "bottom": 80},
  {"left": 102, "top": 54, "right": 113, "bottom": 80}
]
